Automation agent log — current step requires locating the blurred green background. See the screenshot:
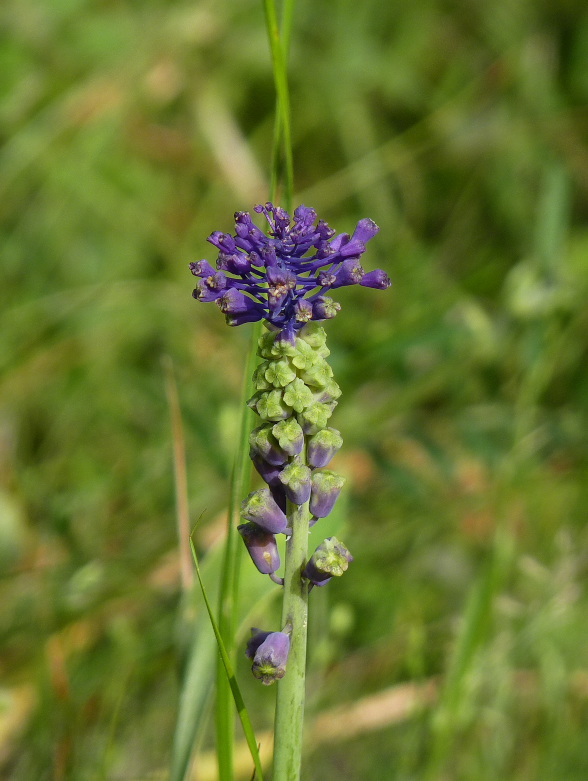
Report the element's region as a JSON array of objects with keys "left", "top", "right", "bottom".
[{"left": 2, "top": 0, "right": 588, "bottom": 778}]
